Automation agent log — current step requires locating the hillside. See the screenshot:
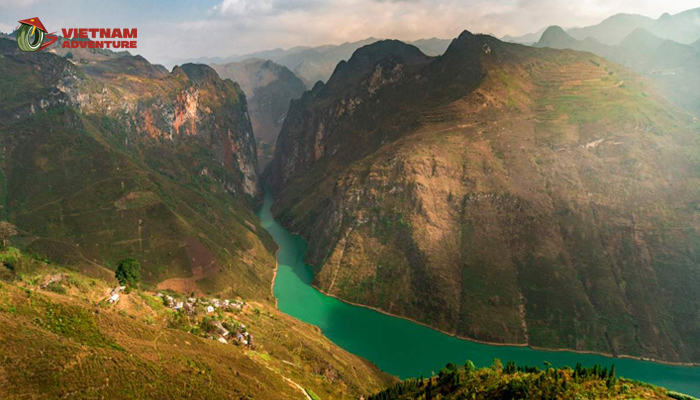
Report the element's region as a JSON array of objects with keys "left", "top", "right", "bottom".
[
  {"left": 265, "top": 33, "right": 700, "bottom": 364},
  {"left": 368, "top": 361, "right": 696, "bottom": 400},
  {"left": 212, "top": 59, "right": 307, "bottom": 168},
  {"left": 0, "top": 38, "right": 275, "bottom": 302},
  {"left": 0, "top": 247, "right": 394, "bottom": 398}
]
